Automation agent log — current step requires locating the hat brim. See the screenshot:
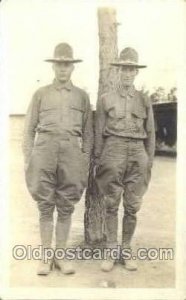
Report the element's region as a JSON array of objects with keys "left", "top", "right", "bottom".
[
  {"left": 110, "top": 62, "right": 147, "bottom": 68},
  {"left": 44, "top": 58, "right": 83, "bottom": 63}
]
